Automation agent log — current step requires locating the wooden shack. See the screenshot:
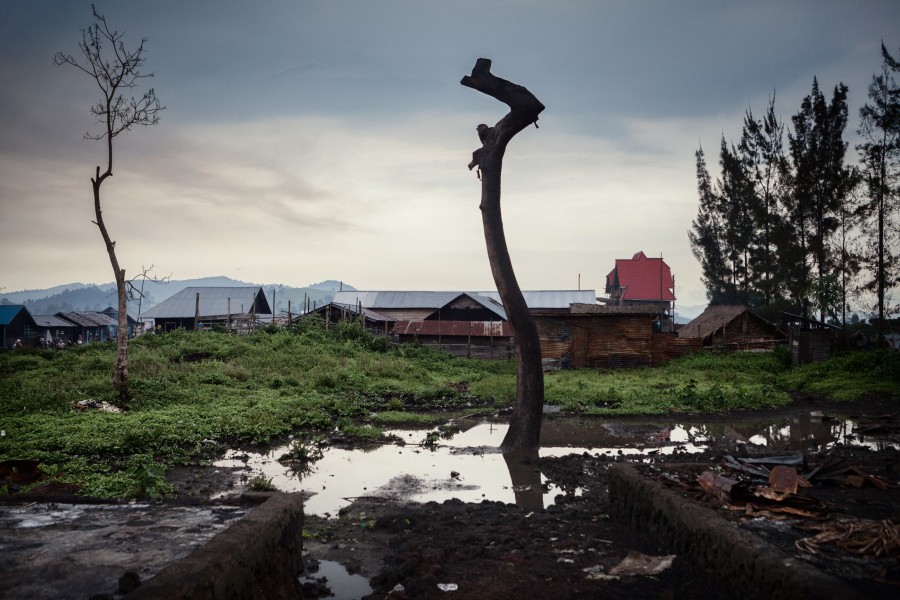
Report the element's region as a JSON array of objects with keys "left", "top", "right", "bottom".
[
  {"left": 679, "top": 305, "right": 785, "bottom": 350},
  {"left": 781, "top": 312, "right": 838, "bottom": 365},
  {"left": 535, "top": 304, "right": 697, "bottom": 369}
]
